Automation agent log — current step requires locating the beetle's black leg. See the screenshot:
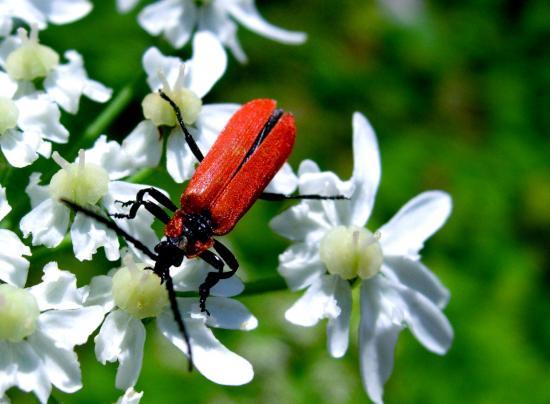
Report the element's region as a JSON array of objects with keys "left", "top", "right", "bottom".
[
  {"left": 260, "top": 192, "right": 349, "bottom": 201},
  {"left": 198, "top": 246, "right": 239, "bottom": 315},
  {"left": 155, "top": 263, "right": 194, "bottom": 371},
  {"left": 158, "top": 90, "right": 205, "bottom": 162},
  {"left": 113, "top": 187, "right": 176, "bottom": 223},
  {"left": 60, "top": 199, "right": 158, "bottom": 261}
]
